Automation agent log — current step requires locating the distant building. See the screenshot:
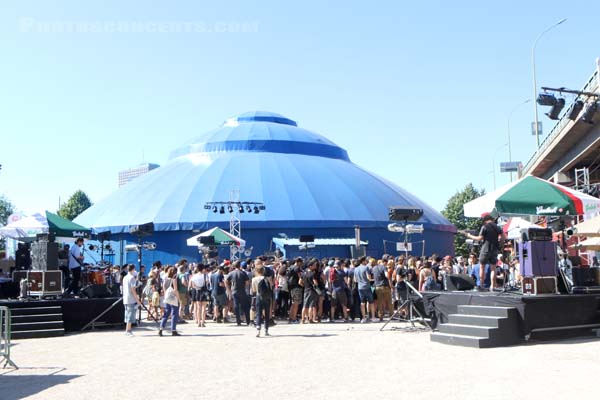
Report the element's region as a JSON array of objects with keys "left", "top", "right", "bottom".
[{"left": 118, "top": 163, "right": 160, "bottom": 187}]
